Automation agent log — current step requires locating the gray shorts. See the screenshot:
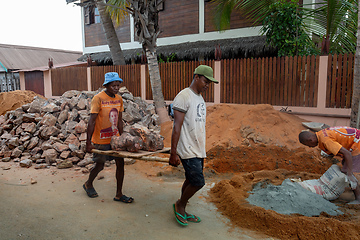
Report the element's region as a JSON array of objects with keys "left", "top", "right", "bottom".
[{"left": 93, "top": 144, "right": 123, "bottom": 164}]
